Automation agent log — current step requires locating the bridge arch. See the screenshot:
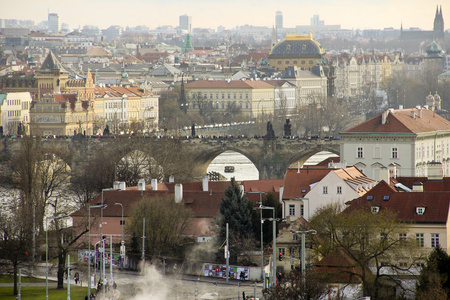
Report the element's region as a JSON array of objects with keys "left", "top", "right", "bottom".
[
  {"left": 191, "top": 147, "right": 261, "bottom": 180},
  {"left": 285, "top": 146, "right": 341, "bottom": 170}
]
